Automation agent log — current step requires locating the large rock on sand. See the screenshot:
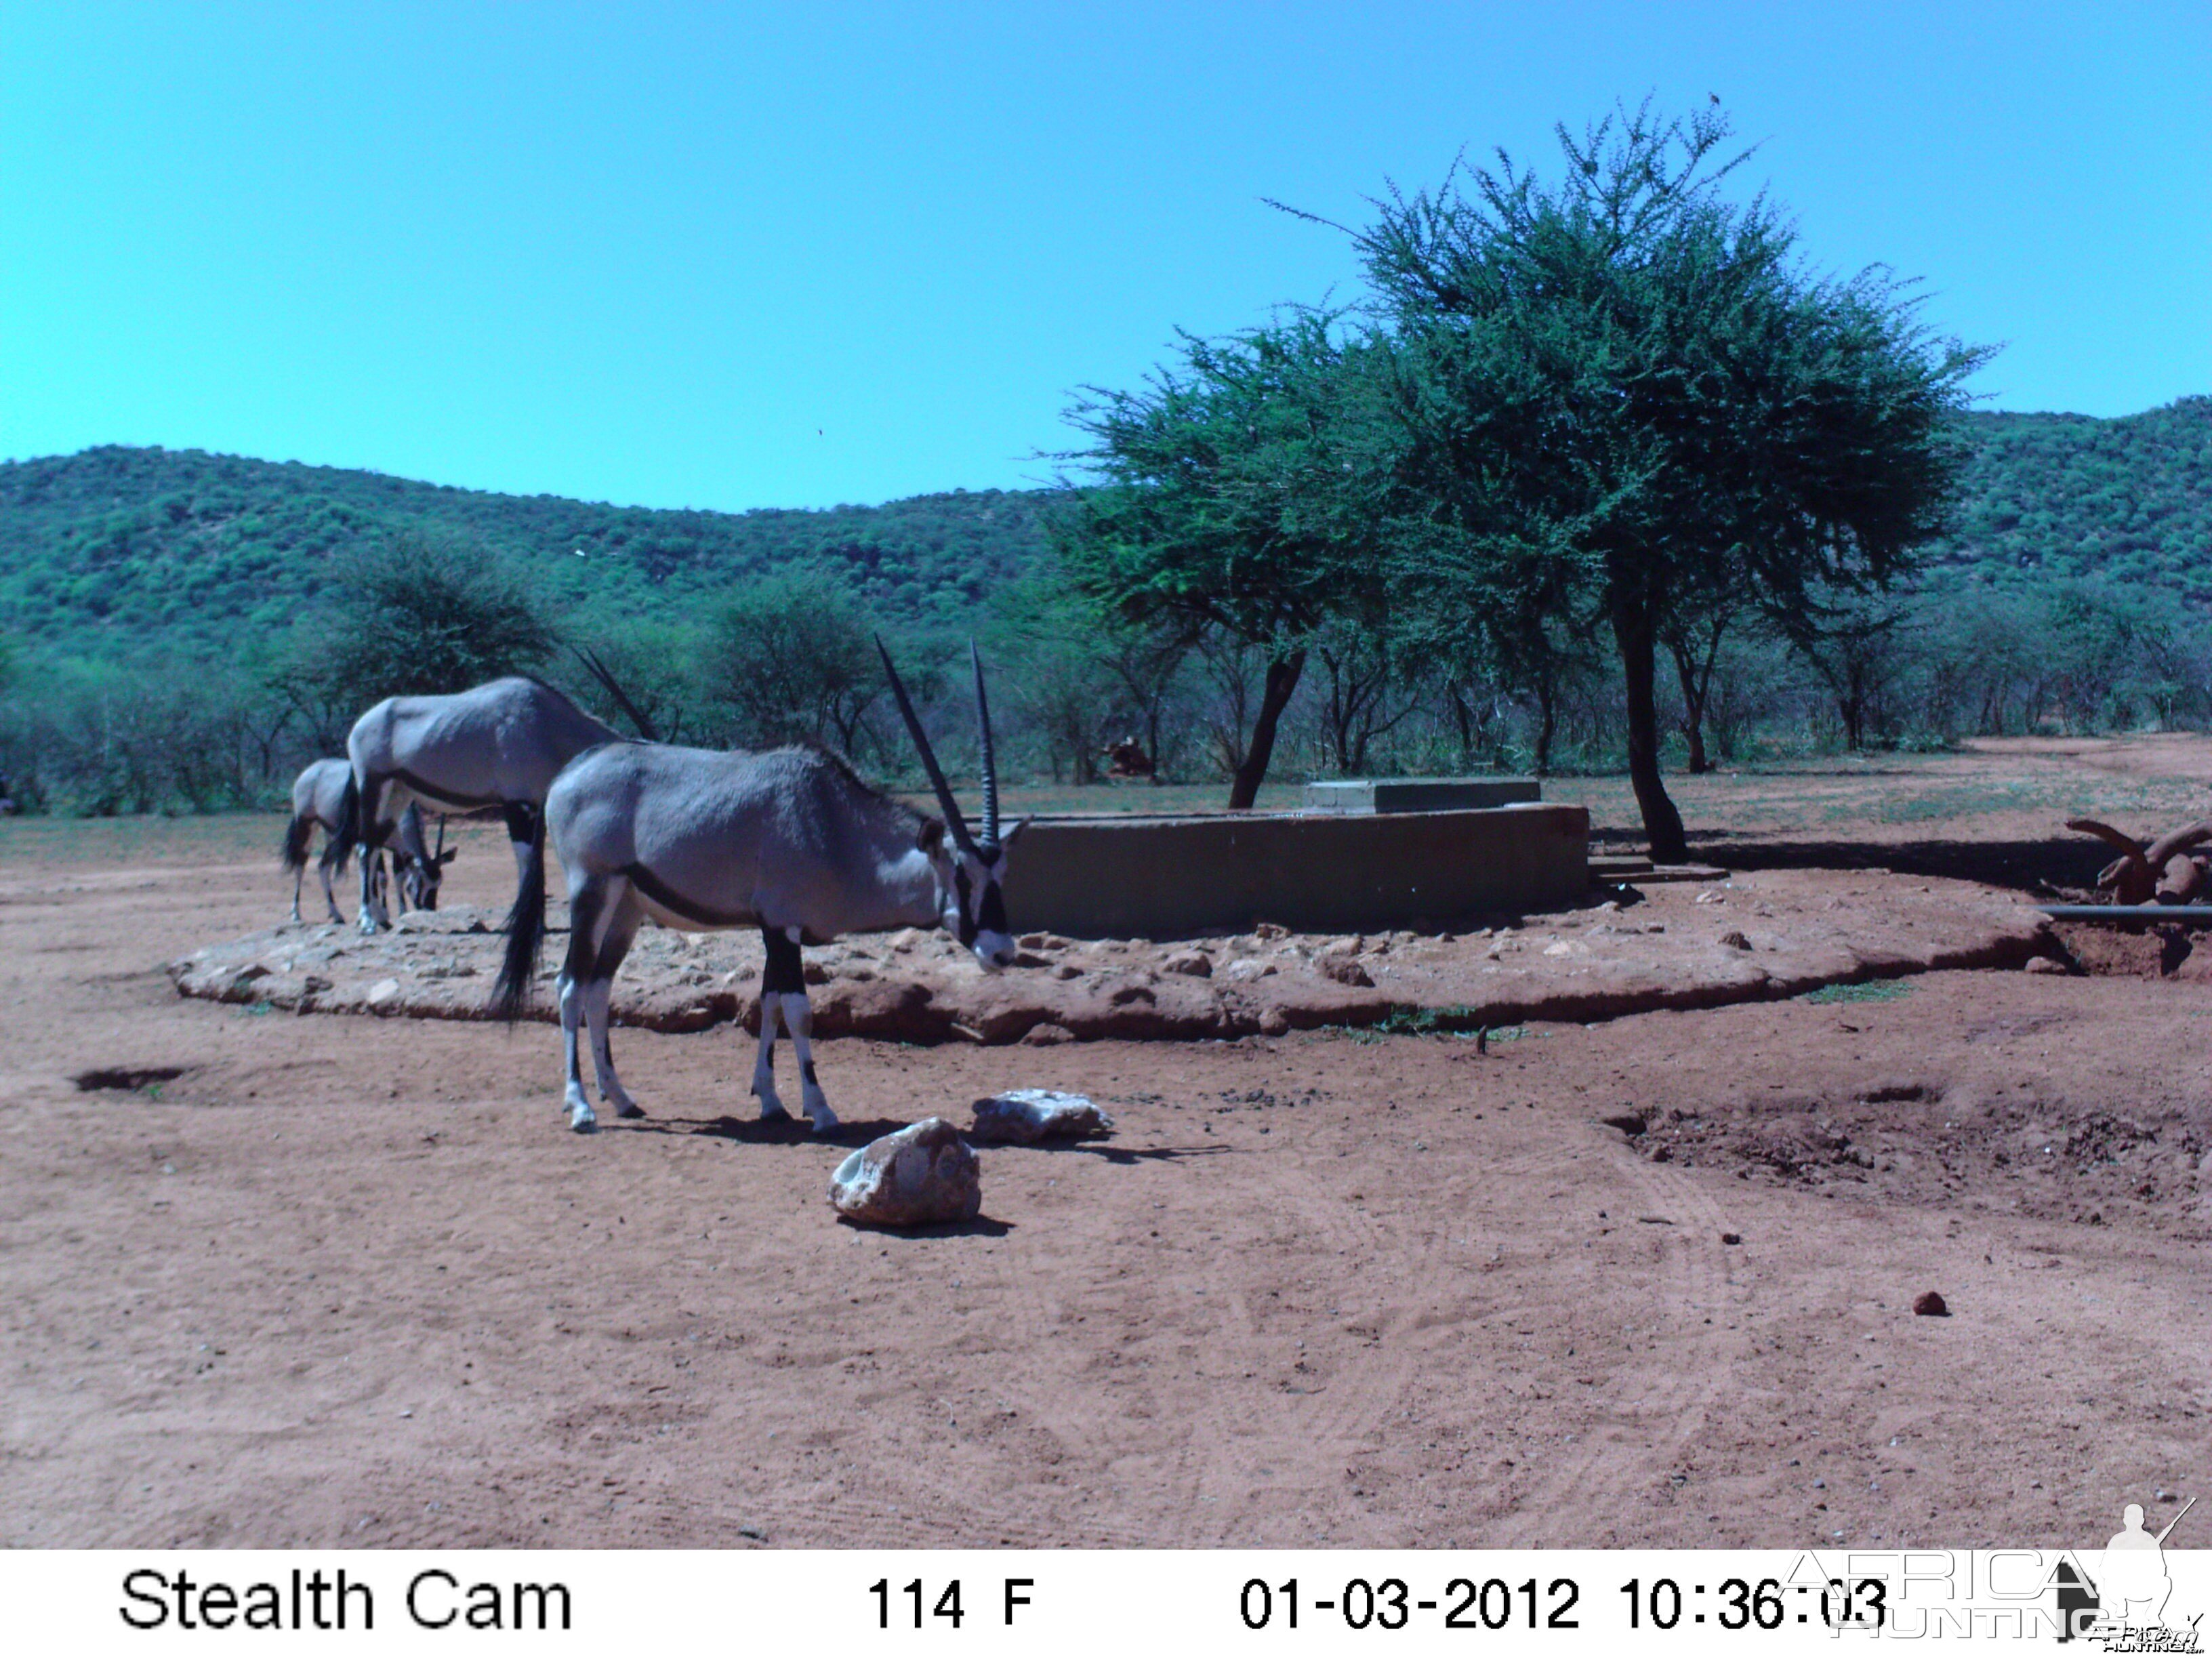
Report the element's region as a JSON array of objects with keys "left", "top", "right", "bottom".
[
  {"left": 828, "top": 1118, "right": 981, "bottom": 1227},
  {"left": 970, "top": 1089, "right": 1115, "bottom": 1144}
]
